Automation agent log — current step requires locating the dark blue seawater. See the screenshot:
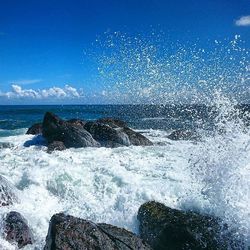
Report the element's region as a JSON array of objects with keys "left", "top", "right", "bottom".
[{"left": 0, "top": 105, "right": 249, "bottom": 136}]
